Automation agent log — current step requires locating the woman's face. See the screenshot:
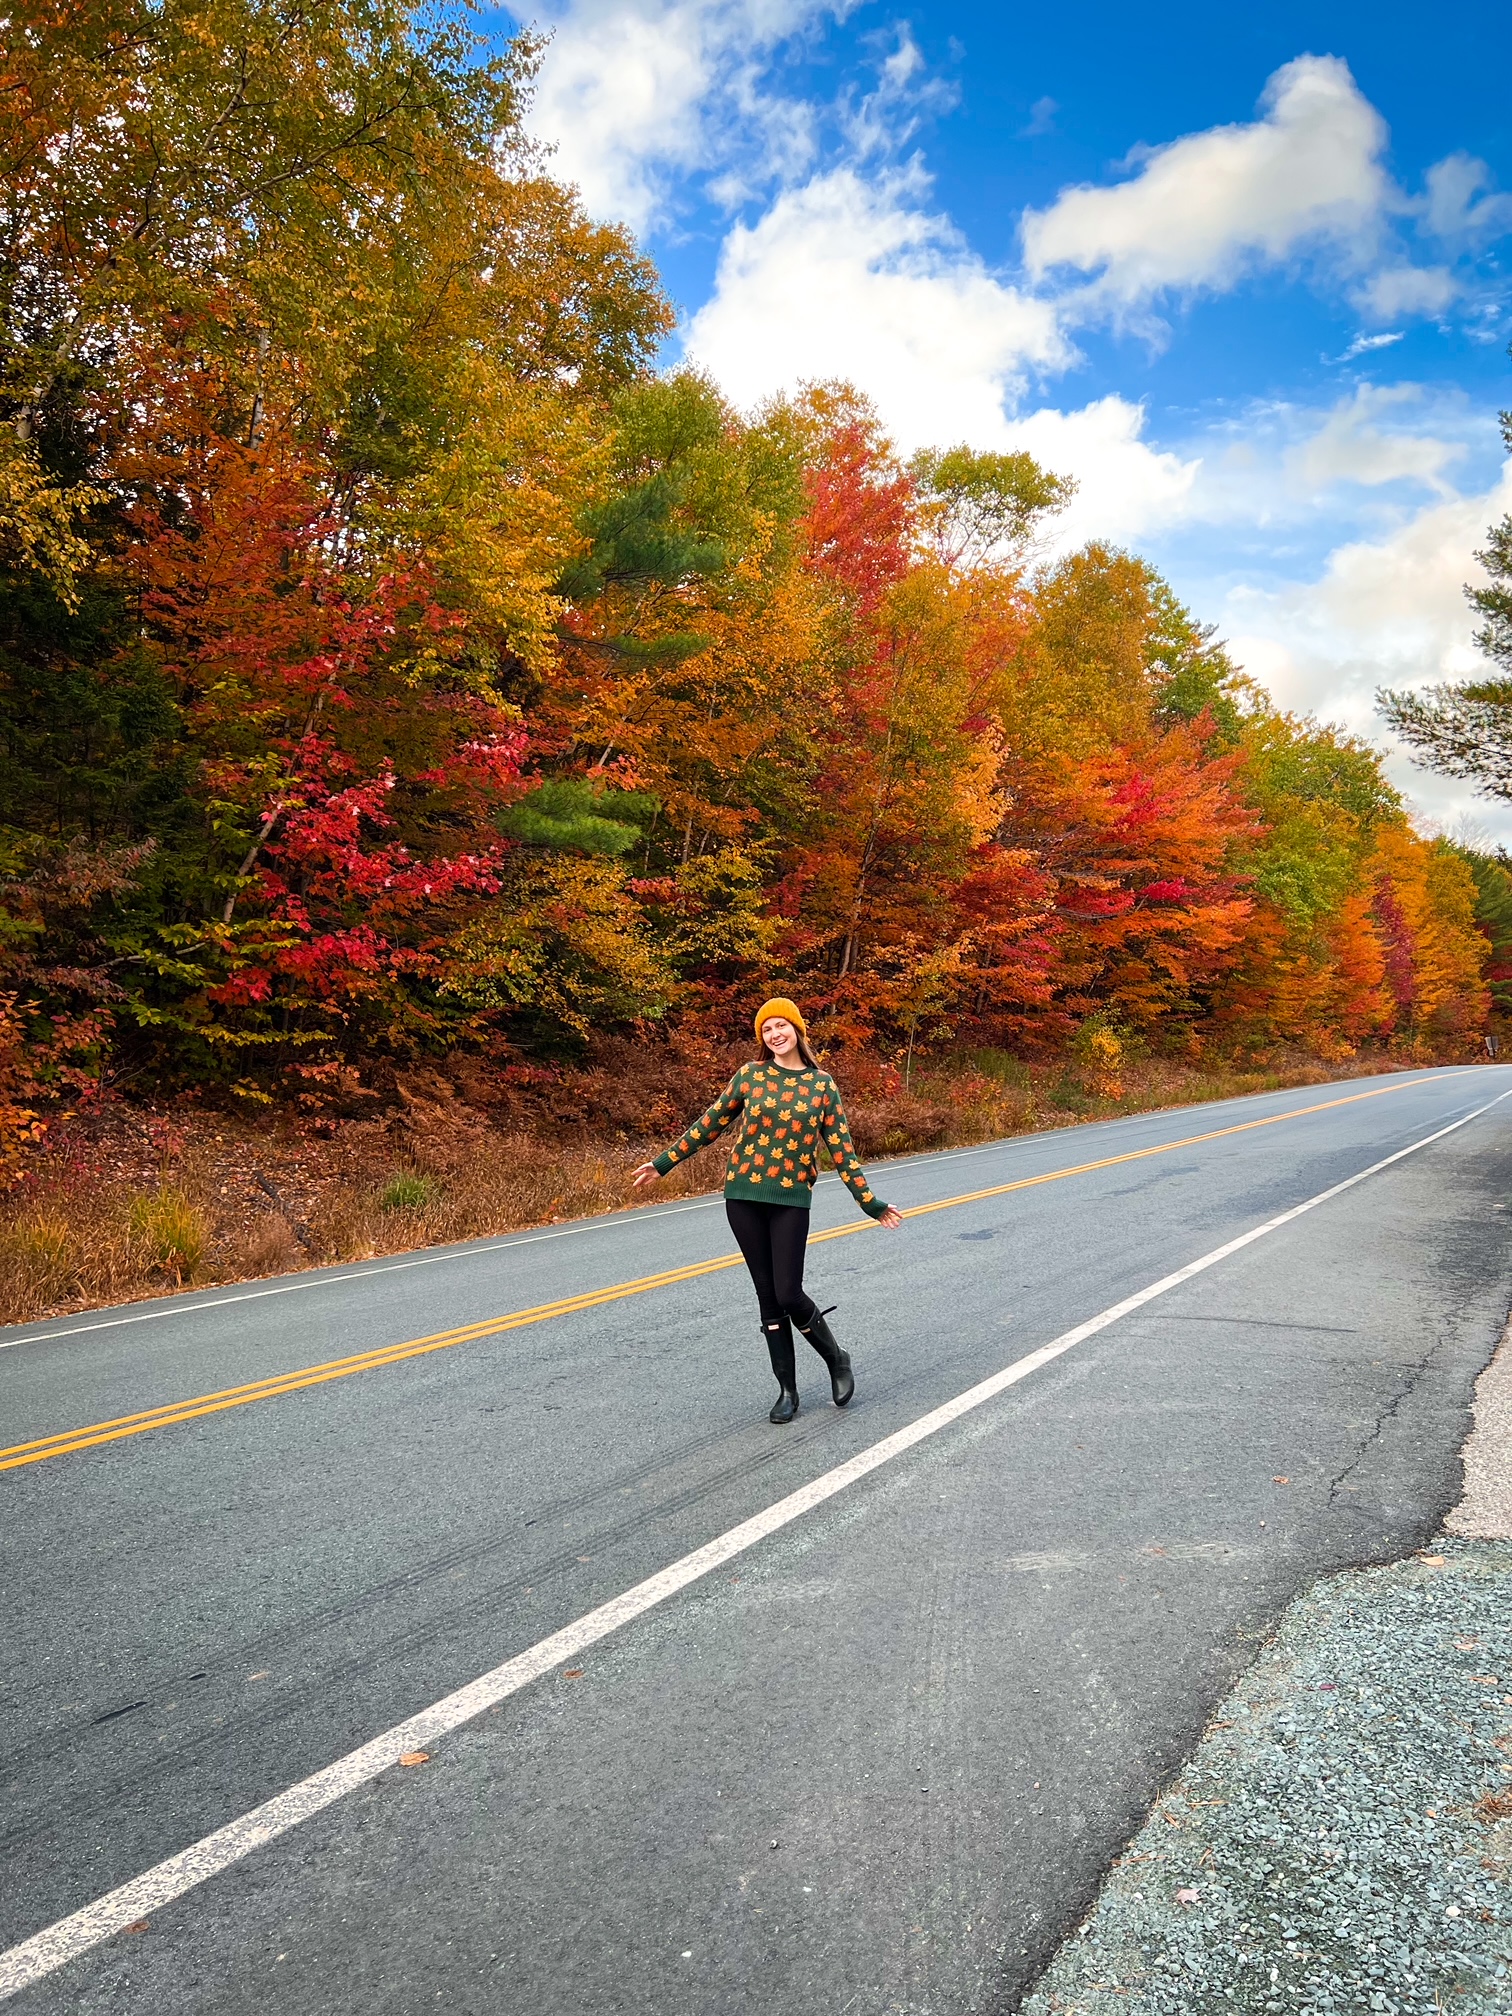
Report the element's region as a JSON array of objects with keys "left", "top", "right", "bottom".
[{"left": 761, "top": 1016, "right": 800, "bottom": 1060}]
